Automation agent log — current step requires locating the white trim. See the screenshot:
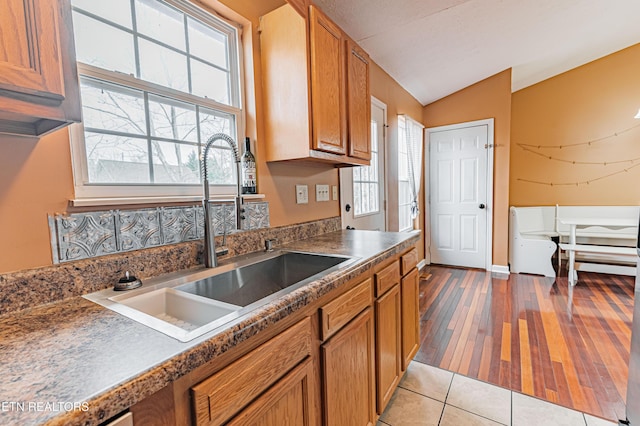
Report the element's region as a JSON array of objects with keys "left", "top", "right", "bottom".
[
  {"left": 425, "top": 118, "right": 495, "bottom": 271},
  {"left": 417, "top": 259, "right": 428, "bottom": 270},
  {"left": 70, "top": 193, "right": 265, "bottom": 207},
  {"left": 372, "top": 96, "right": 388, "bottom": 232},
  {"left": 491, "top": 265, "right": 510, "bottom": 275}
]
